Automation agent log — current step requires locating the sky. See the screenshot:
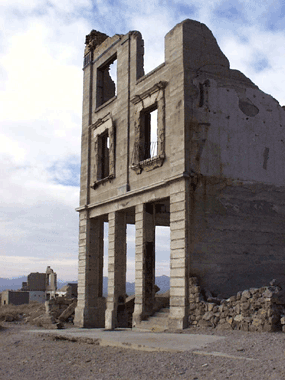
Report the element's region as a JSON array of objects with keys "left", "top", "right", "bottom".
[{"left": 1, "top": 0, "right": 285, "bottom": 282}]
